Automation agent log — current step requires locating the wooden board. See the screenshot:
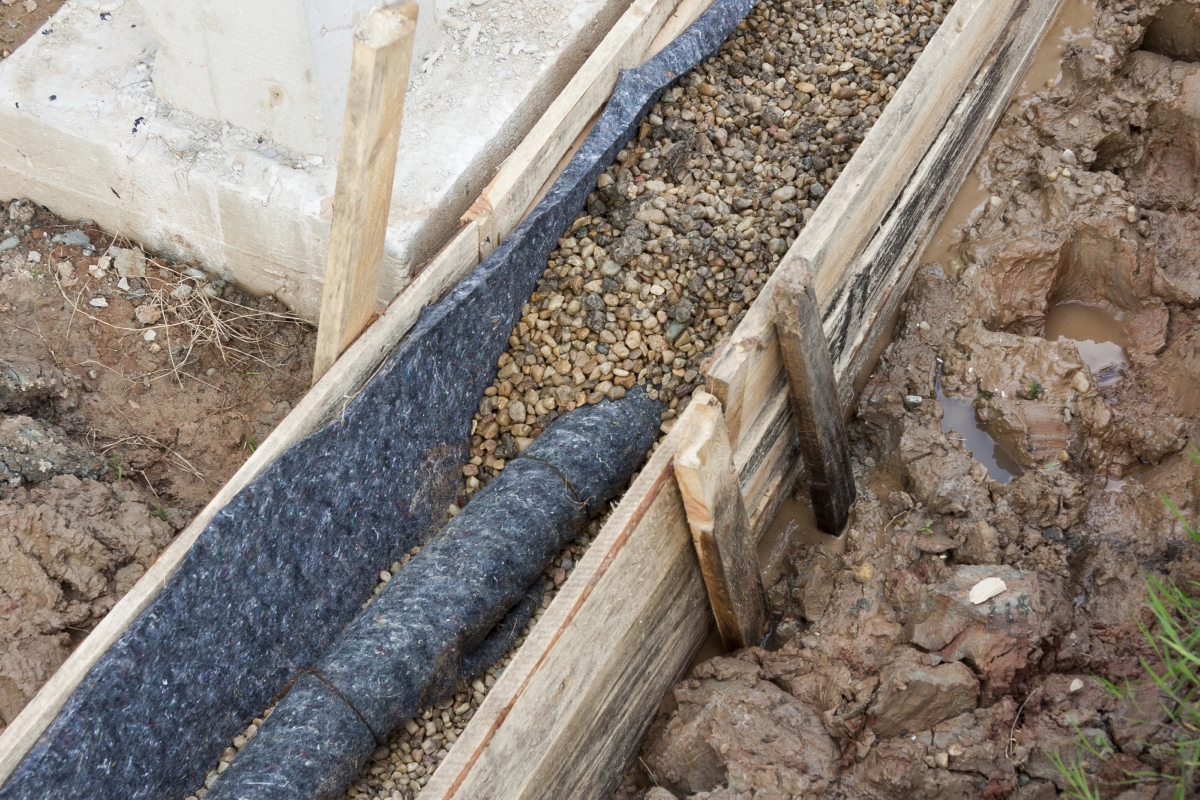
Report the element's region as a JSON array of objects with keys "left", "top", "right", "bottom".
[
  {"left": 827, "top": 0, "right": 1066, "bottom": 407},
  {"left": 313, "top": 4, "right": 418, "bottom": 382},
  {"left": 773, "top": 268, "right": 856, "bottom": 535},
  {"left": 703, "top": 0, "right": 1064, "bottom": 541},
  {"left": 675, "top": 392, "right": 765, "bottom": 650},
  {"left": 425, "top": 0, "right": 1064, "bottom": 795}
]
